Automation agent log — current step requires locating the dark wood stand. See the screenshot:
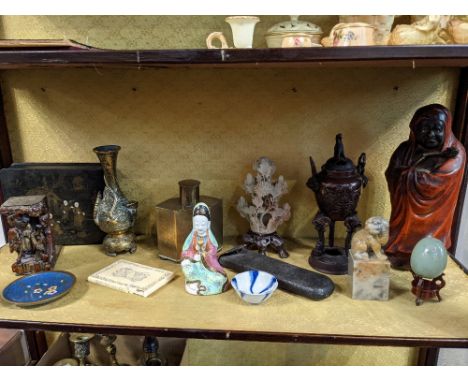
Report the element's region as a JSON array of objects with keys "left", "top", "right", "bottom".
[
  {"left": 242, "top": 231, "right": 289, "bottom": 258},
  {"left": 411, "top": 272, "right": 446, "bottom": 306},
  {"left": 309, "top": 212, "right": 361, "bottom": 275}
]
